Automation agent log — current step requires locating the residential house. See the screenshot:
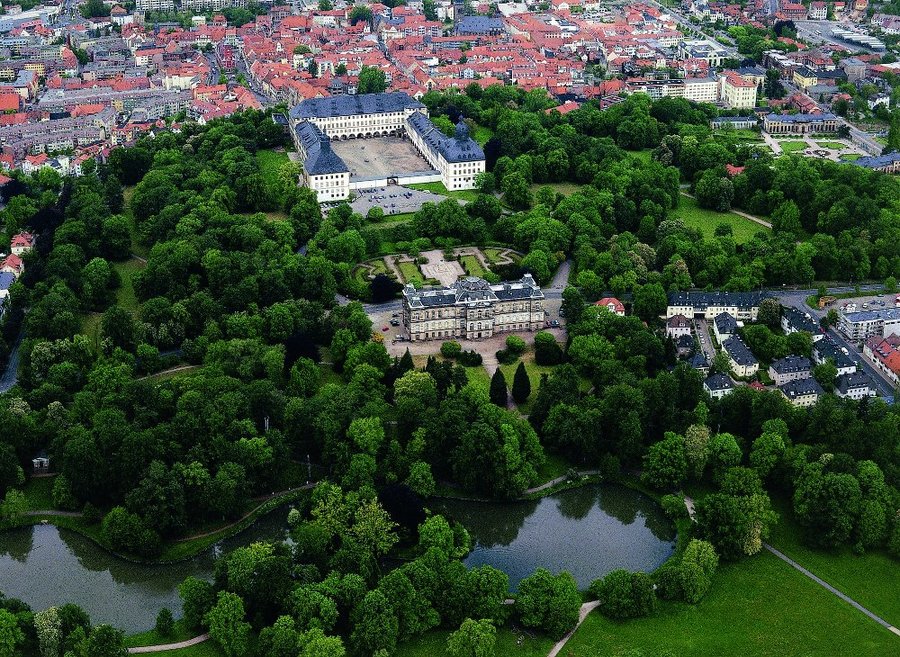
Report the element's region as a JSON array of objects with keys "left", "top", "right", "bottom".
[
  {"left": 665, "top": 314, "right": 692, "bottom": 340},
  {"left": 723, "top": 335, "right": 759, "bottom": 377},
  {"left": 781, "top": 306, "right": 822, "bottom": 341},
  {"left": 595, "top": 297, "right": 625, "bottom": 316},
  {"left": 689, "top": 352, "right": 710, "bottom": 376},
  {"left": 768, "top": 355, "right": 812, "bottom": 386},
  {"left": 779, "top": 378, "right": 824, "bottom": 407},
  {"left": 704, "top": 372, "right": 735, "bottom": 399},
  {"left": 0, "top": 271, "right": 14, "bottom": 306},
  {"left": 863, "top": 335, "right": 900, "bottom": 385},
  {"left": 813, "top": 337, "right": 857, "bottom": 376},
  {"left": 667, "top": 291, "right": 766, "bottom": 321},
  {"left": 10, "top": 231, "right": 34, "bottom": 256},
  {"left": 835, "top": 372, "right": 877, "bottom": 400},
  {"left": 675, "top": 334, "right": 695, "bottom": 358},
  {"left": 0, "top": 253, "right": 24, "bottom": 277},
  {"left": 713, "top": 312, "right": 738, "bottom": 344}
]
